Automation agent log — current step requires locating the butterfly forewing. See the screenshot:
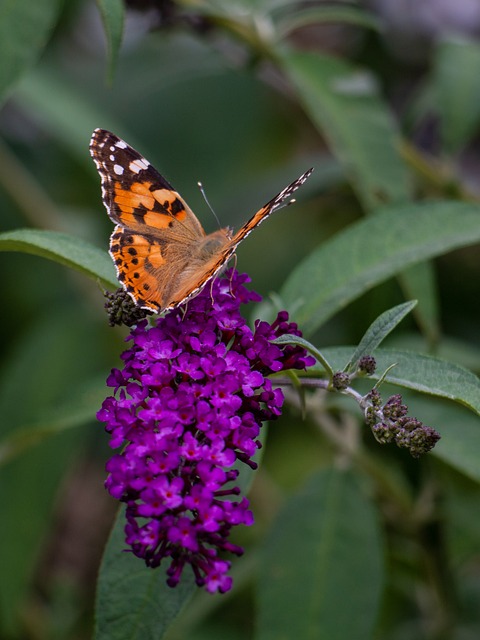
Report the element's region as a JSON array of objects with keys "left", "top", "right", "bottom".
[
  {"left": 90, "top": 129, "right": 205, "bottom": 241},
  {"left": 230, "top": 168, "right": 314, "bottom": 247}
]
